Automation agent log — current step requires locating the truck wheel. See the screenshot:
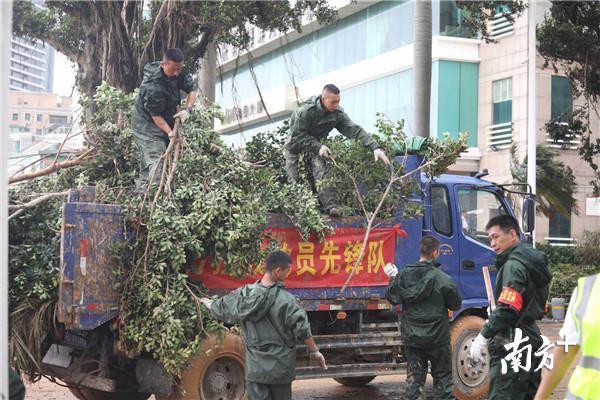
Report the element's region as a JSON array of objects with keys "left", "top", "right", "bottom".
[
  {"left": 333, "top": 376, "right": 376, "bottom": 386},
  {"left": 157, "top": 332, "right": 245, "bottom": 400},
  {"left": 450, "top": 315, "right": 490, "bottom": 400}
]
